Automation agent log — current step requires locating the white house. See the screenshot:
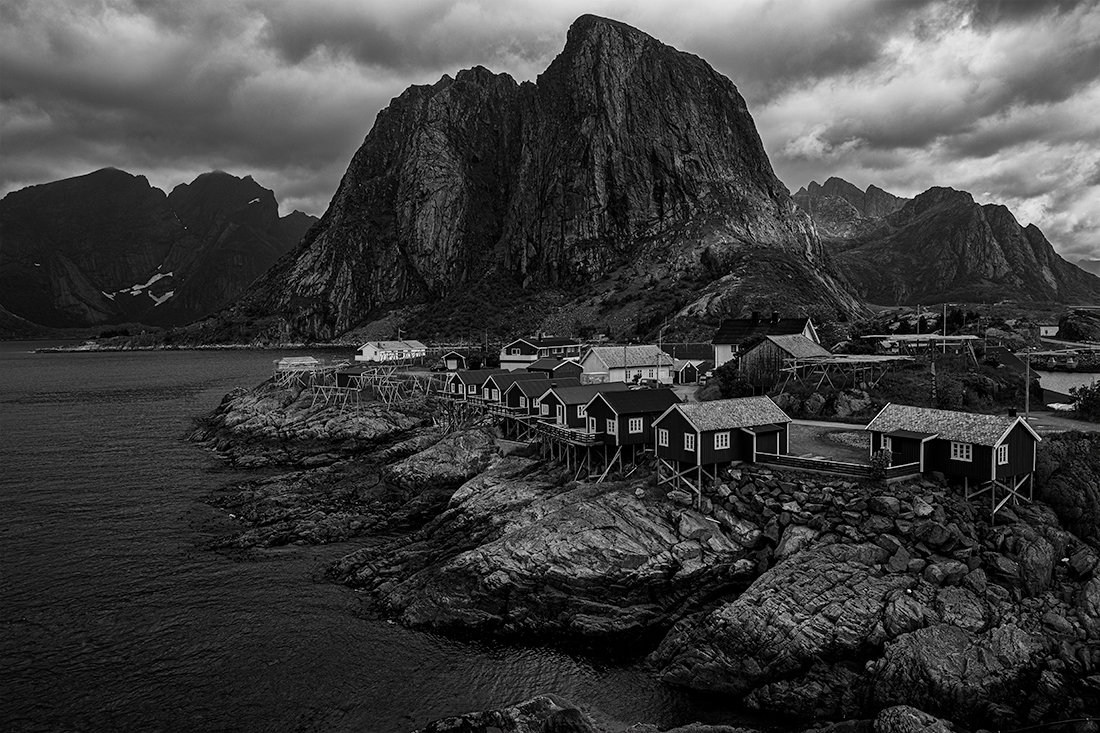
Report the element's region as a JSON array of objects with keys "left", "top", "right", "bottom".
[
  {"left": 580, "top": 345, "right": 674, "bottom": 384},
  {"left": 355, "top": 340, "right": 428, "bottom": 363}
]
